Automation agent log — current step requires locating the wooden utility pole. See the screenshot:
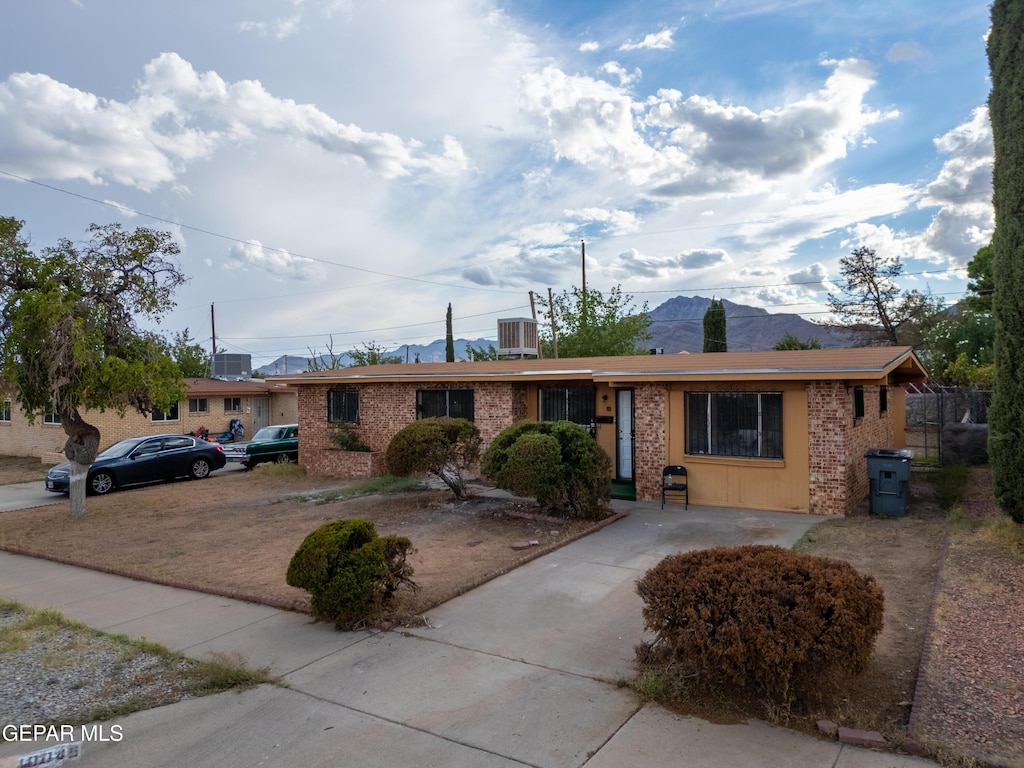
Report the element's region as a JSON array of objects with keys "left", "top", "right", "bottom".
[
  {"left": 529, "top": 290, "right": 543, "bottom": 358},
  {"left": 547, "top": 287, "right": 559, "bottom": 359},
  {"left": 210, "top": 303, "right": 216, "bottom": 356},
  {"left": 581, "top": 240, "right": 588, "bottom": 328}
]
